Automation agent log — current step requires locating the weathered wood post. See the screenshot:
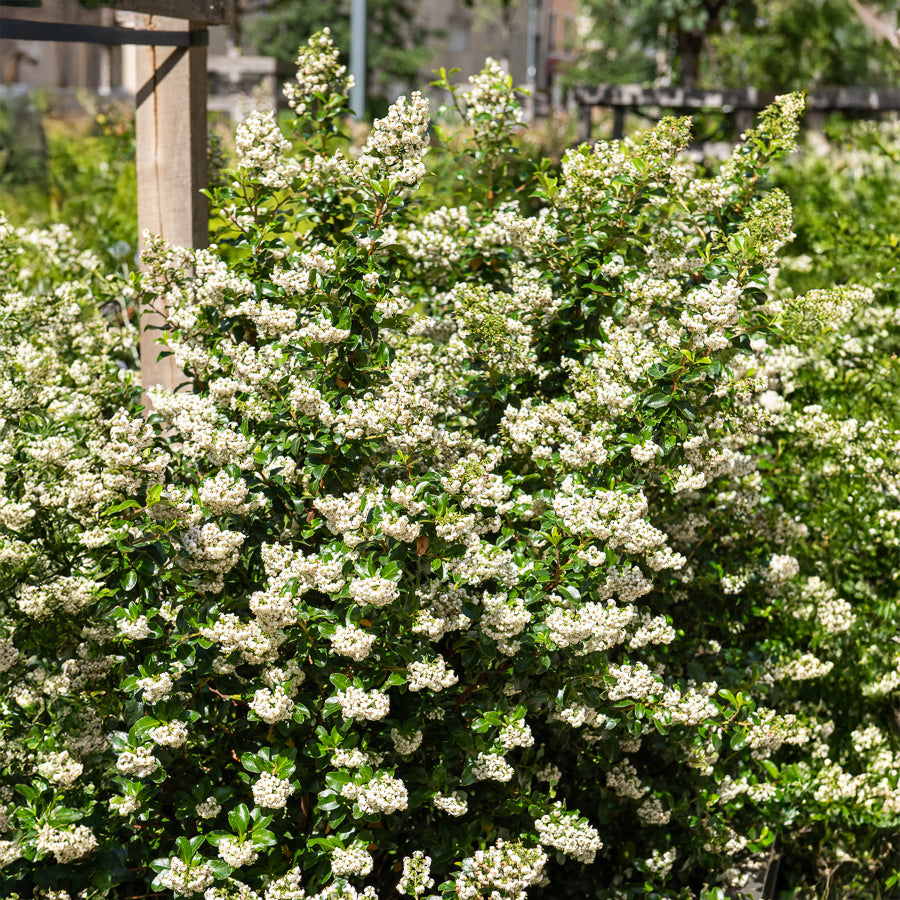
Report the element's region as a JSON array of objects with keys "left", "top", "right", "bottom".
[{"left": 133, "top": 13, "right": 209, "bottom": 393}]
